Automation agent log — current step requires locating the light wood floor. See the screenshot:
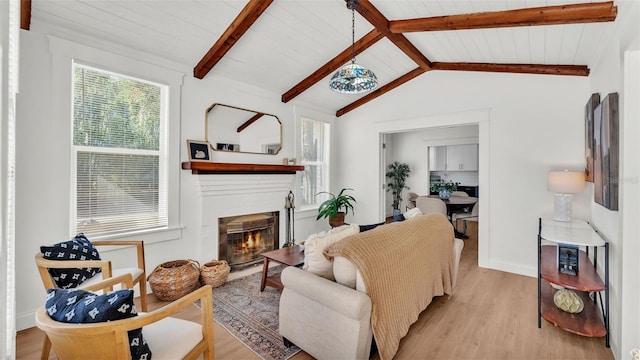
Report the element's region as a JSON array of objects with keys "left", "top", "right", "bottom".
[{"left": 16, "top": 221, "right": 613, "bottom": 360}]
